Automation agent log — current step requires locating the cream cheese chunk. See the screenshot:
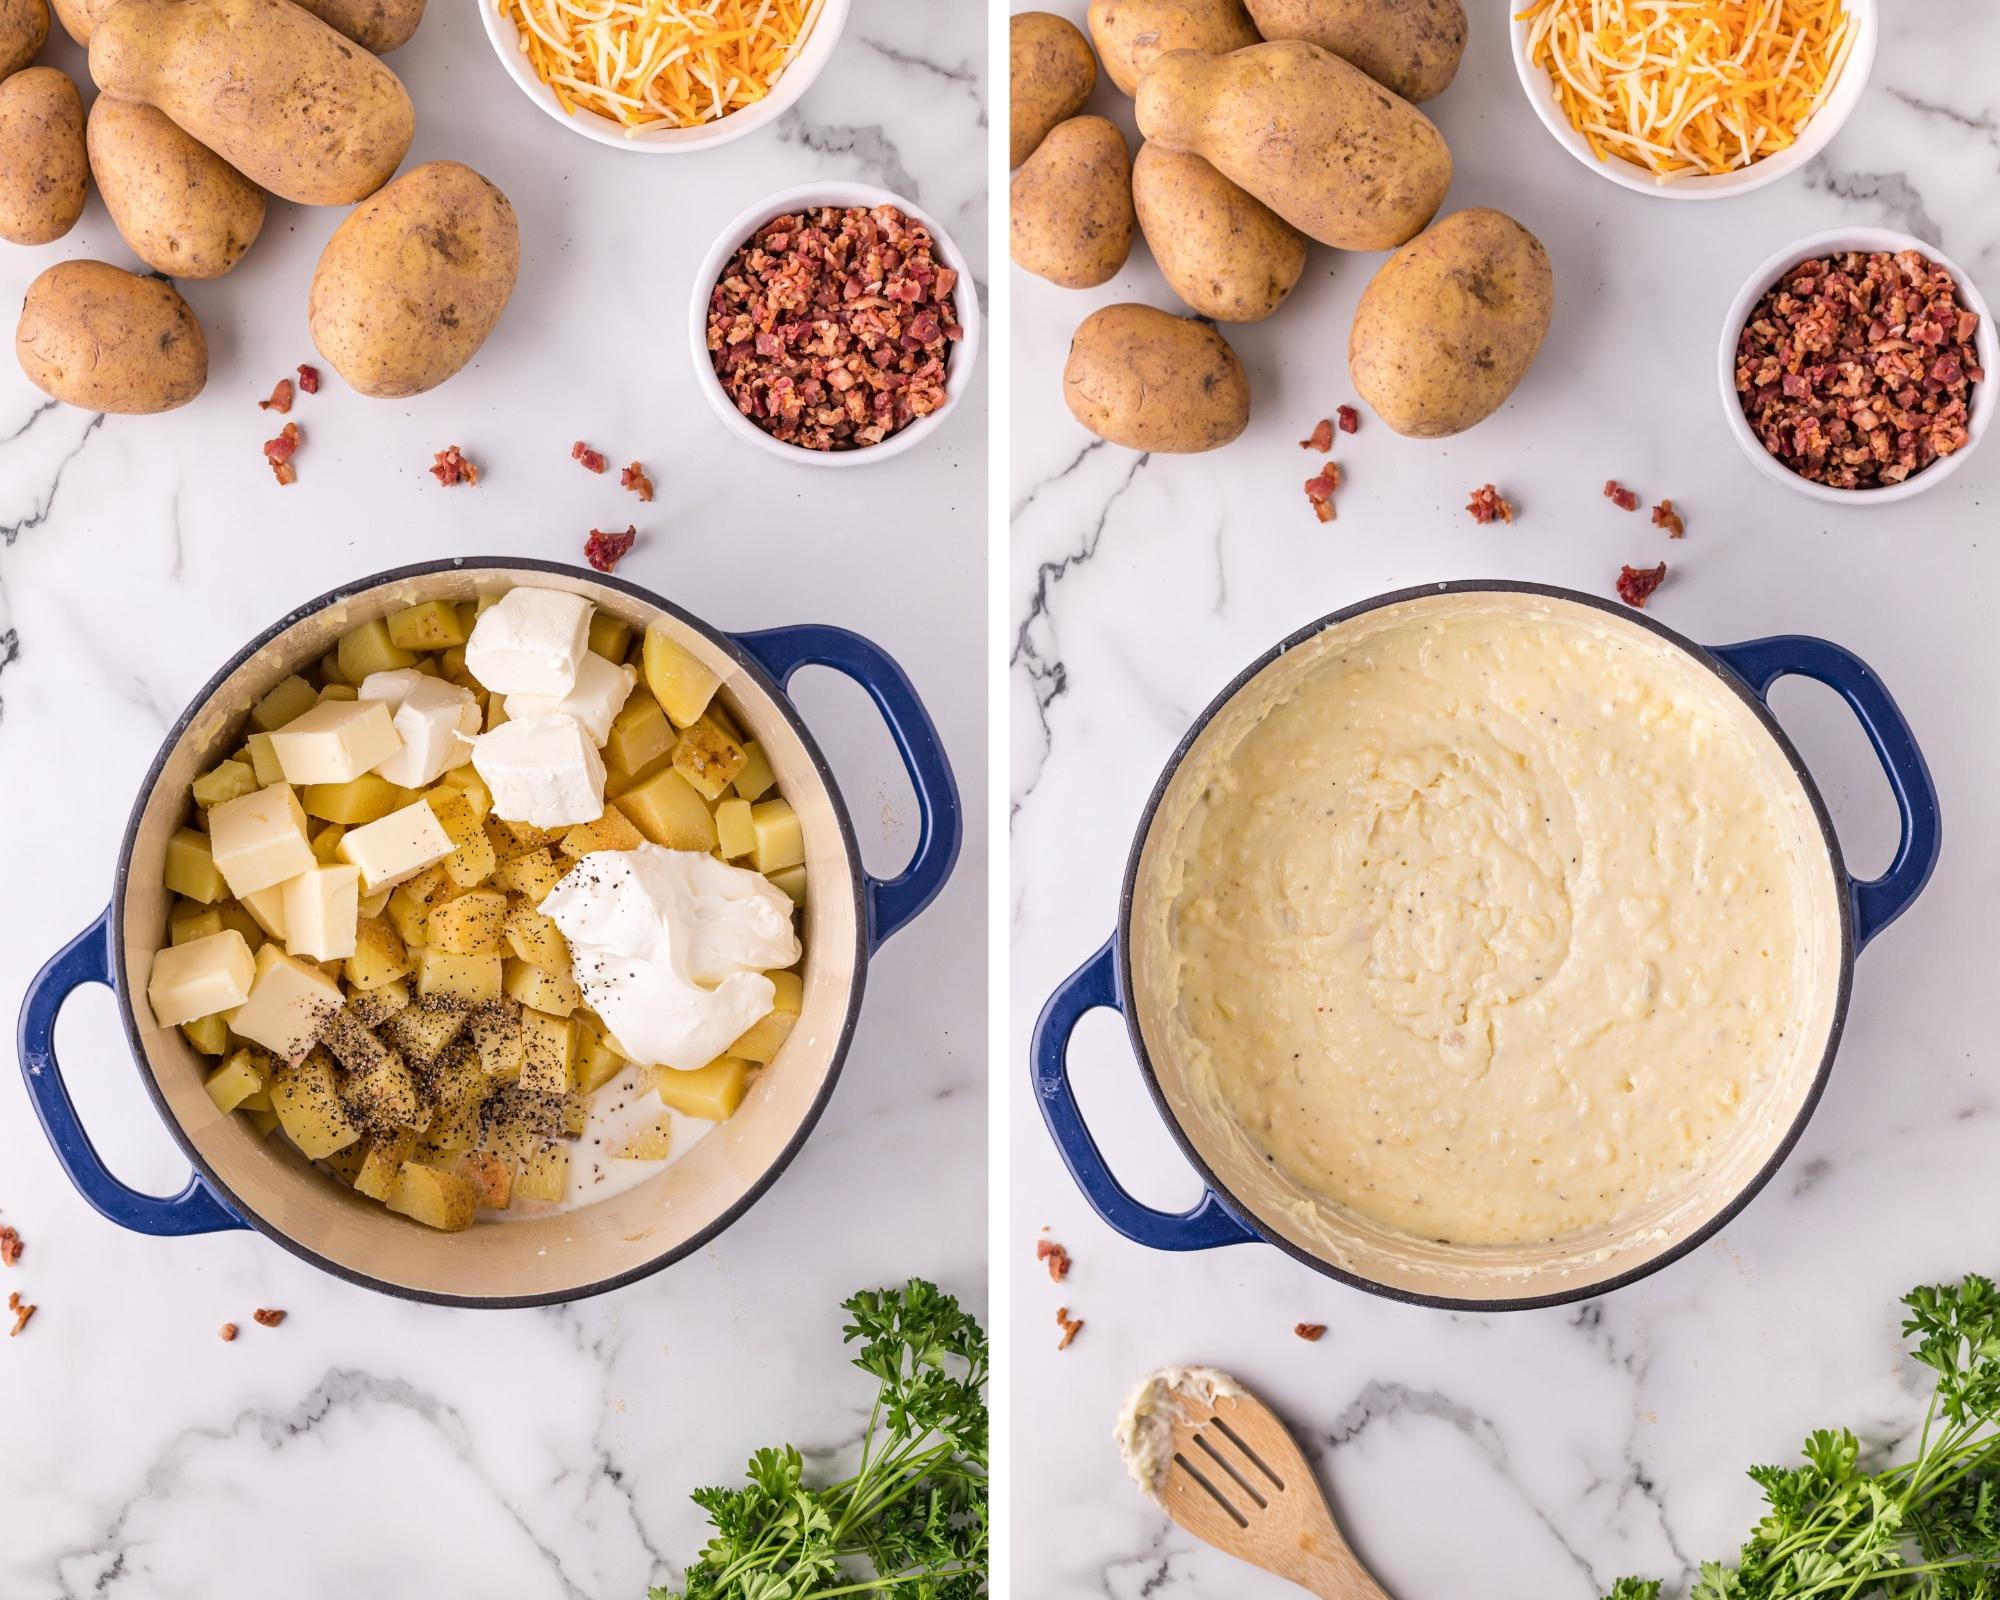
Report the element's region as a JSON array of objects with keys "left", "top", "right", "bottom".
[
  {"left": 269, "top": 698, "right": 404, "bottom": 785},
  {"left": 464, "top": 588, "right": 592, "bottom": 698},
  {"left": 147, "top": 930, "right": 256, "bottom": 1028},
  {"left": 338, "top": 799, "right": 455, "bottom": 894},
  {"left": 504, "top": 650, "right": 637, "bottom": 746},
  {"left": 473, "top": 713, "right": 607, "bottom": 828},
  {"left": 359, "top": 671, "right": 481, "bottom": 788},
  {"left": 227, "top": 943, "right": 343, "bottom": 1064},
  {"left": 207, "top": 784, "right": 315, "bottom": 898}
]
